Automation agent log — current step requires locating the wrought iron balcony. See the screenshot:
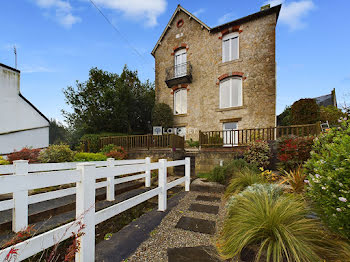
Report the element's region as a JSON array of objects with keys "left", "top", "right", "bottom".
[{"left": 165, "top": 61, "right": 192, "bottom": 87}]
